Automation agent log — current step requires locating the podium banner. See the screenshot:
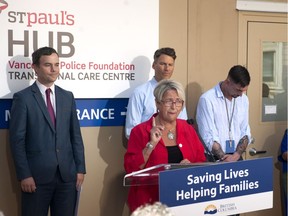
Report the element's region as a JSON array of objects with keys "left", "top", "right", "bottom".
[{"left": 159, "top": 157, "right": 273, "bottom": 216}]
